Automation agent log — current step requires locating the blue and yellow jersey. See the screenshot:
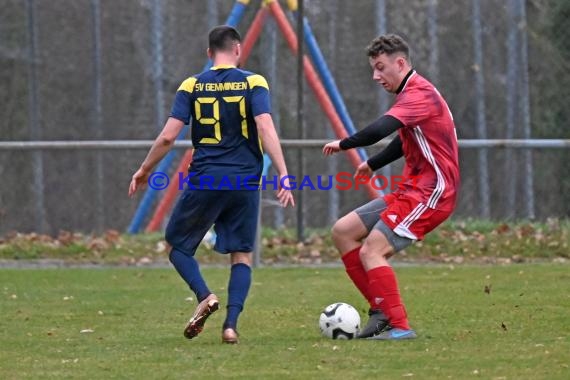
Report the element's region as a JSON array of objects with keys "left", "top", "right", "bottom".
[{"left": 170, "top": 65, "right": 271, "bottom": 189}]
